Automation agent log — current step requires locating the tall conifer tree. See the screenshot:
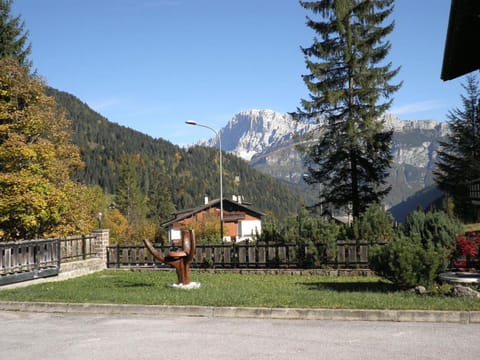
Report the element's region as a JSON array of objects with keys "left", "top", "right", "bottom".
[
  {"left": 0, "top": 0, "right": 32, "bottom": 69},
  {"left": 434, "top": 74, "right": 480, "bottom": 222},
  {"left": 295, "top": 0, "right": 401, "bottom": 219},
  {"left": 116, "top": 154, "right": 148, "bottom": 227}
]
